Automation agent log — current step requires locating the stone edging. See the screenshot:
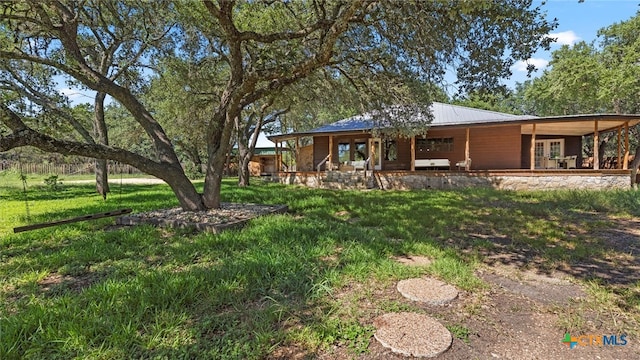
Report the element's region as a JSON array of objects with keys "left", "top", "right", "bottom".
[{"left": 116, "top": 204, "right": 288, "bottom": 233}]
